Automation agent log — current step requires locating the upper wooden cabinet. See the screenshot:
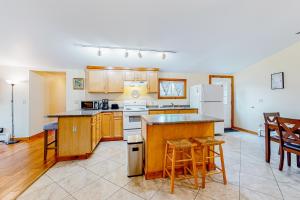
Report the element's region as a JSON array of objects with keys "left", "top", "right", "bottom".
[
  {"left": 107, "top": 70, "right": 124, "bottom": 93},
  {"left": 86, "top": 66, "right": 159, "bottom": 93},
  {"left": 147, "top": 71, "right": 158, "bottom": 93},
  {"left": 134, "top": 71, "right": 147, "bottom": 81},
  {"left": 87, "top": 70, "right": 107, "bottom": 93}
]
